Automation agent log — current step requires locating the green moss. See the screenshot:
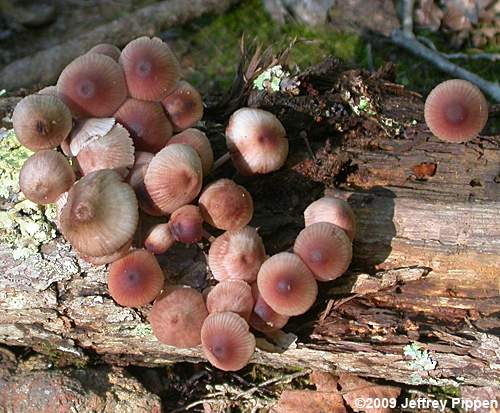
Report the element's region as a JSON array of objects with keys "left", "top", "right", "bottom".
[{"left": 0, "top": 130, "right": 57, "bottom": 259}]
